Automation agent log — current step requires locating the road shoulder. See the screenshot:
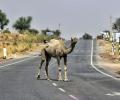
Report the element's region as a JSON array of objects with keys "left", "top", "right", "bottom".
[{"left": 96, "top": 39, "right": 120, "bottom": 77}]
